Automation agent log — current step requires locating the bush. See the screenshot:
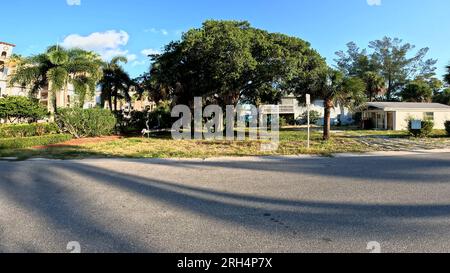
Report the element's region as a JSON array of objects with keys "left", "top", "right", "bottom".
[
  {"left": 0, "top": 134, "right": 72, "bottom": 149},
  {"left": 56, "top": 108, "right": 117, "bottom": 138},
  {"left": 408, "top": 119, "right": 434, "bottom": 138},
  {"left": 299, "top": 110, "right": 321, "bottom": 125},
  {"left": 115, "top": 103, "right": 173, "bottom": 134},
  {"left": 0, "top": 123, "right": 59, "bottom": 138},
  {"left": 445, "top": 121, "right": 450, "bottom": 136},
  {"left": 0, "top": 96, "right": 48, "bottom": 123},
  {"left": 279, "top": 117, "right": 288, "bottom": 127}
]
